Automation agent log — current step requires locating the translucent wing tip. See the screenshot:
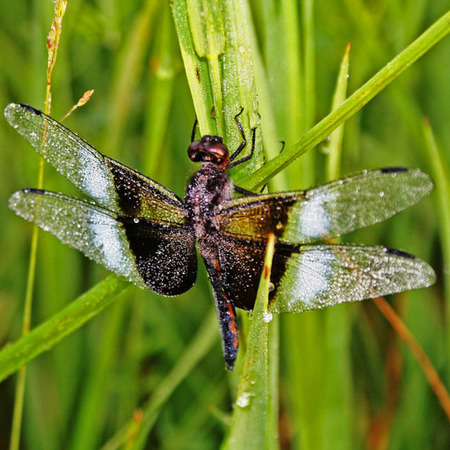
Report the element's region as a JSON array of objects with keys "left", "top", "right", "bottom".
[
  {"left": 4, "top": 103, "right": 20, "bottom": 128},
  {"left": 373, "top": 247, "right": 436, "bottom": 292},
  {"left": 4, "top": 103, "right": 40, "bottom": 130},
  {"left": 422, "top": 264, "right": 436, "bottom": 288},
  {"left": 409, "top": 255, "right": 436, "bottom": 289},
  {"left": 8, "top": 189, "right": 23, "bottom": 210},
  {"left": 381, "top": 166, "right": 434, "bottom": 198},
  {"left": 8, "top": 188, "right": 46, "bottom": 222},
  {"left": 9, "top": 190, "right": 25, "bottom": 219},
  {"left": 407, "top": 168, "right": 435, "bottom": 197},
  {"left": 9, "top": 189, "right": 32, "bottom": 221}
]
